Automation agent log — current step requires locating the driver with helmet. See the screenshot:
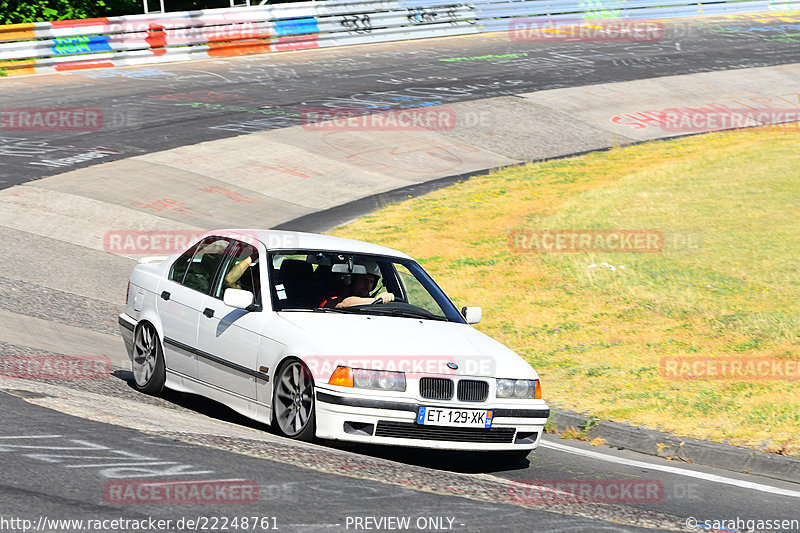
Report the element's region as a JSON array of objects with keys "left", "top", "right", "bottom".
[{"left": 319, "top": 260, "right": 395, "bottom": 308}]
